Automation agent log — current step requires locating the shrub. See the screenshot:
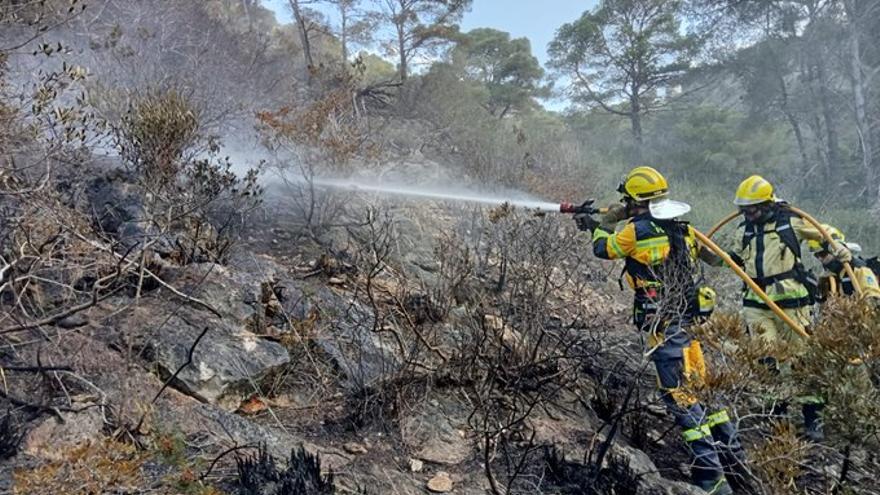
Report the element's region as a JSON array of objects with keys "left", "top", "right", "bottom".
[
  {"left": 116, "top": 89, "right": 199, "bottom": 185},
  {"left": 109, "top": 88, "right": 263, "bottom": 264},
  {"left": 0, "top": 412, "right": 22, "bottom": 459},
  {"left": 236, "top": 444, "right": 342, "bottom": 495}
]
